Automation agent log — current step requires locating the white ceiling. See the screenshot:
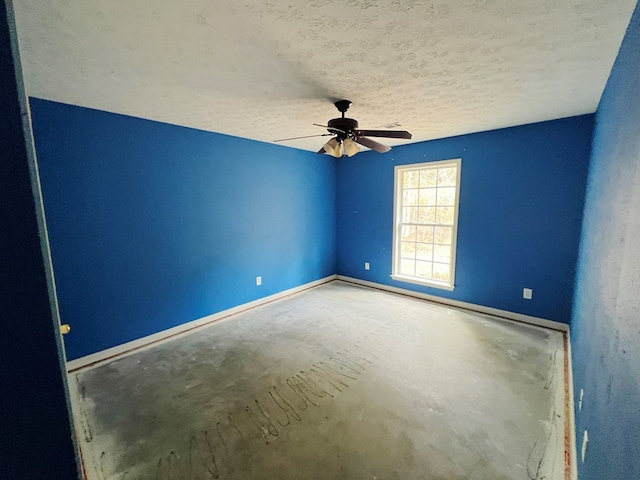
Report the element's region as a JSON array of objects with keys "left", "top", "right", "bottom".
[{"left": 12, "top": 0, "right": 637, "bottom": 152}]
